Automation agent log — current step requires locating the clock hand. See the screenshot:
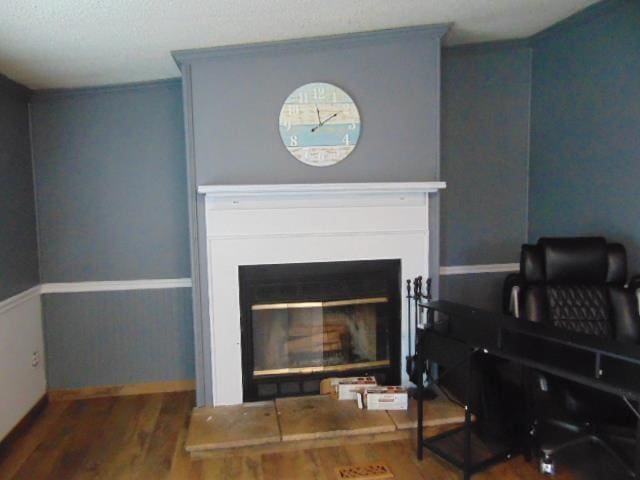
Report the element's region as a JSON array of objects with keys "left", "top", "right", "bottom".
[
  {"left": 310, "top": 112, "right": 340, "bottom": 132},
  {"left": 320, "top": 112, "right": 339, "bottom": 124},
  {"left": 310, "top": 104, "right": 322, "bottom": 132}
]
